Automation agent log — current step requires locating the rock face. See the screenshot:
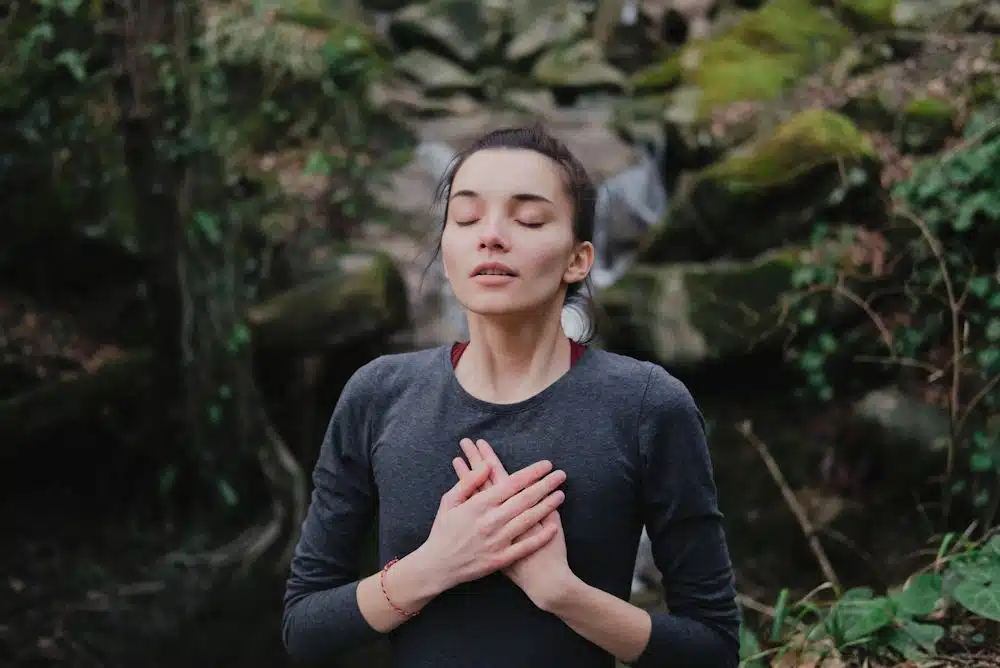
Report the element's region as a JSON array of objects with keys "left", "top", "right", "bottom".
[
  {"left": 640, "top": 109, "right": 881, "bottom": 262},
  {"left": 600, "top": 247, "right": 815, "bottom": 367},
  {"left": 632, "top": 0, "right": 852, "bottom": 111}
]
